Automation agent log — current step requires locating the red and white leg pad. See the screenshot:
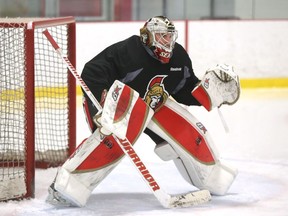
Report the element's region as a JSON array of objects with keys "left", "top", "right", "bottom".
[
  {"left": 150, "top": 98, "right": 237, "bottom": 195},
  {"left": 52, "top": 81, "right": 154, "bottom": 207},
  {"left": 101, "top": 80, "right": 153, "bottom": 139},
  {"left": 54, "top": 130, "right": 123, "bottom": 207}
]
